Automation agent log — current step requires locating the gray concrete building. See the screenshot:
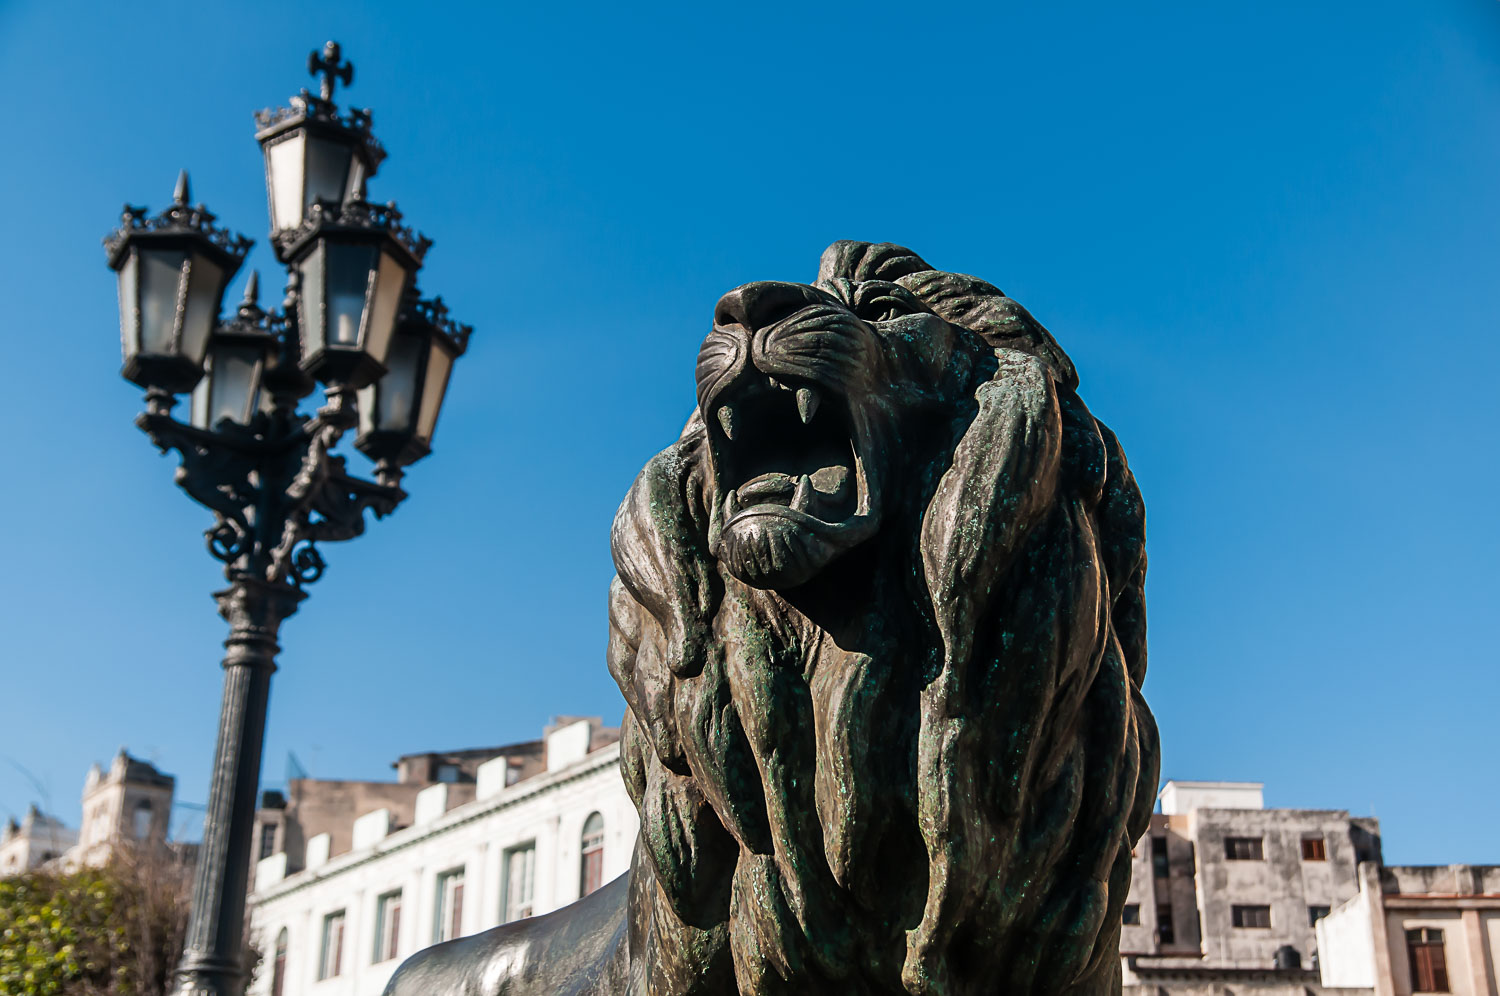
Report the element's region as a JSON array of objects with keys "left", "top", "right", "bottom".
[{"left": 1122, "top": 780, "right": 1383, "bottom": 996}]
